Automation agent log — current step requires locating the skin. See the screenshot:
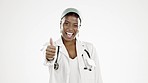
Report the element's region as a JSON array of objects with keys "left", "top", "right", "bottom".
[{"left": 46, "top": 15, "right": 80, "bottom": 60}]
